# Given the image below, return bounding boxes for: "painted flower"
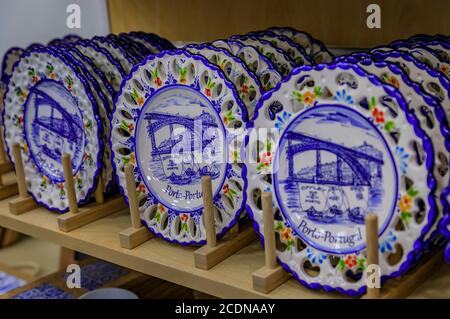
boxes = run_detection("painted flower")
[222,110,235,125]
[57,183,66,197]
[440,63,449,75]
[380,231,397,253]
[138,183,146,193]
[130,88,144,106]
[260,151,272,166]
[257,140,273,172]
[180,213,189,222]
[333,89,354,104]
[275,111,292,131]
[306,248,327,265]
[281,227,292,241]
[241,84,249,95]
[15,87,28,101]
[65,75,74,92]
[40,175,48,189]
[395,146,410,175]
[83,152,93,166]
[302,91,316,105]
[344,254,358,269]
[122,153,136,165]
[205,77,216,97]
[120,120,134,134]
[222,183,237,201]
[179,66,187,84]
[372,108,385,123]
[28,67,40,84]
[398,194,413,212]
[46,63,56,79]
[387,76,400,88]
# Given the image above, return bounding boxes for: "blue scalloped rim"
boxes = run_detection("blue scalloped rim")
[246,30,314,65]
[91,36,136,67]
[244,61,437,296]
[183,42,264,98]
[51,43,116,195]
[229,34,297,70]
[1,47,25,84]
[110,49,249,246]
[1,45,104,213]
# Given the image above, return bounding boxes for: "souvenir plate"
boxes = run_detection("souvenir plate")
[92,36,134,74]
[2,47,102,212]
[267,27,314,56]
[346,50,450,221]
[247,30,313,66]
[184,43,263,119]
[338,54,450,244]
[229,35,296,77]
[1,47,24,83]
[211,40,281,91]
[53,45,115,194]
[107,34,148,62]
[129,31,175,51]
[111,50,248,245]
[311,39,335,64]
[246,62,436,295]
[415,40,450,63]
[73,40,126,94]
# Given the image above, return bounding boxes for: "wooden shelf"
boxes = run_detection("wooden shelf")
[0,177,446,298]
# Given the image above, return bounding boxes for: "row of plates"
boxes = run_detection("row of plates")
[1,28,449,295]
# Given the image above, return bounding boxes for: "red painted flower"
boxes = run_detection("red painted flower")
[17,116,23,124]
[138,184,146,193]
[155,77,162,86]
[127,123,134,132]
[344,255,358,269]
[261,151,272,165]
[32,76,39,84]
[241,84,249,95]
[372,108,385,123]
[180,214,189,222]
[222,184,230,194]
[205,88,211,97]
[57,183,65,190]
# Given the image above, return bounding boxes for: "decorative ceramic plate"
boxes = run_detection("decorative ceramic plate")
[107,34,148,63]
[184,43,263,119]
[245,62,437,295]
[111,50,248,245]
[247,30,313,66]
[351,50,450,217]
[211,40,281,91]
[337,54,450,245]
[52,45,115,194]
[91,36,134,74]
[1,47,25,83]
[73,39,126,94]
[229,35,296,77]
[267,27,314,56]
[128,31,175,51]
[2,47,103,212]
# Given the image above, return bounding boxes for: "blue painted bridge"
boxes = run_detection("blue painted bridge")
[285,132,384,187]
[144,111,219,156]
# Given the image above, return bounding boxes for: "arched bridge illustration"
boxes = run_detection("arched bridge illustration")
[31,87,84,162]
[144,111,219,156]
[285,132,384,187]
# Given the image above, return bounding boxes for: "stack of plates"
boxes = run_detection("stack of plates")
[0,32,174,212]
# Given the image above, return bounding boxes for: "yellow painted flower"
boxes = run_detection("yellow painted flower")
[302,91,315,105]
[398,195,412,212]
[440,63,449,75]
[281,227,292,241]
[388,76,400,88]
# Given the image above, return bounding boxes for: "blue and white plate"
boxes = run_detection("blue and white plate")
[91,36,134,74]
[184,43,263,119]
[2,47,103,212]
[111,50,248,245]
[211,39,281,91]
[339,50,450,241]
[337,53,450,246]
[245,62,436,295]
[1,47,25,84]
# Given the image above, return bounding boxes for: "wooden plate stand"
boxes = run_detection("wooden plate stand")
[7,148,127,231]
[251,191,444,298]
[119,164,153,249]
[0,131,18,200]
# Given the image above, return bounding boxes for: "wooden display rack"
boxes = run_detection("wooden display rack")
[7,147,127,232]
